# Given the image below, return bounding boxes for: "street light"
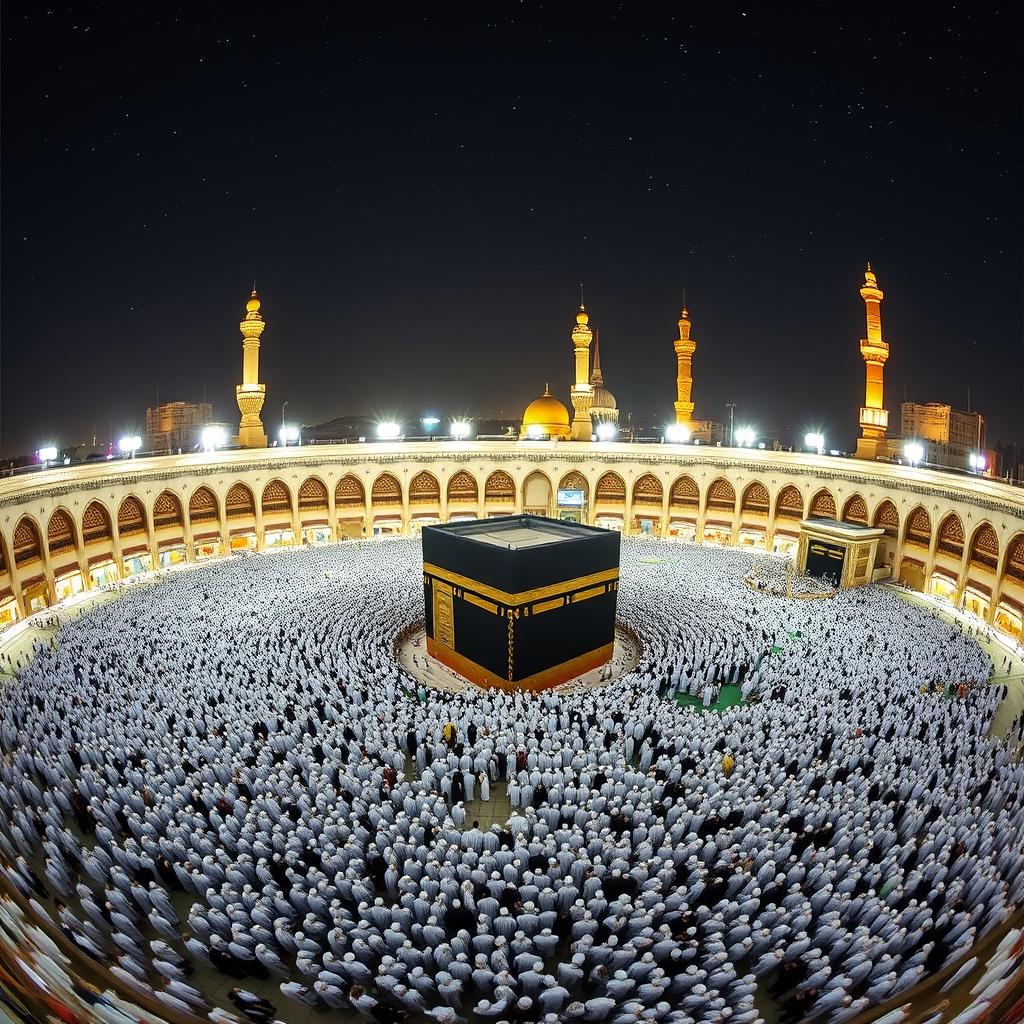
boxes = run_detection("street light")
[450,420,471,440]
[804,432,825,455]
[117,437,141,458]
[37,446,59,465]
[969,452,986,474]
[376,421,401,440]
[200,426,226,452]
[279,425,300,446]
[735,426,756,447]
[526,425,544,439]
[664,424,690,444]
[904,441,924,467]
[596,422,618,441]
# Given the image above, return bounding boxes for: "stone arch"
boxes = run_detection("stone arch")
[873,499,899,537]
[841,494,868,525]
[968,522,999,573]
[298,476,329,511]
[596,472,627,503]
[225,483,256,519]
[484,470,516,503]
[936,512,965,560]
[522,471,552,511]
[904,506,931,548]
[775,484,804,521]
[669,474,699,509]
[261,480,292,516]
[12,516,43,566]
[446,470,478,503]
[1005,533,1024,586]
[706,478,736,513]
[335,475,365,509]
[117,496,147,537]
[632,474,663,507]
[153,490,184,530]
[558,471,588,500]
[47,508,77,557]
[409,471,441,505]
[808,488,836,519]
[371,472,403,506]
[740,481,770,515]
[82,500,113,545]
[188,486,219,526]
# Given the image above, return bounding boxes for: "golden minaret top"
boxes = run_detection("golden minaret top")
[569,295,594,440]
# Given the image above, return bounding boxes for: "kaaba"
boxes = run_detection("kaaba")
[422,515,620,691]
[797,518,884,589]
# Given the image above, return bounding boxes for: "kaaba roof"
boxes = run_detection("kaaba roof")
[437,515,605,550]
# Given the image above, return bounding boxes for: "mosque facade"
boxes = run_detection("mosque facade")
[0,442,1021,642]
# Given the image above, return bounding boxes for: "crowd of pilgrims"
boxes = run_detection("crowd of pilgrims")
[1,537,1022,1024]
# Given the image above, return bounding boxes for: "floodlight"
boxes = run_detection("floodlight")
[596,422,618,441]
[664,424,690,444]
[904,441,924,467]
[201,426,227,452]
[450,420,471,440]
[376,422,401,440]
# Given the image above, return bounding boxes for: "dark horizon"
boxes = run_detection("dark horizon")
[2,6,1020,458]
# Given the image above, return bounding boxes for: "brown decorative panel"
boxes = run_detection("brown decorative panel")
[261,480,291,515]
[13,518,42,565]
[298,477,329,511]
[189,487,218,525]
[47,510,76,555]
[632,473,662,507]
[970,524,999,572]
[596,472,627,502]
[741,482,770,514]
[225,483,255,519]
[874,500,899,535]
[559,471,588,495]
[809,489,836,518]
[905,507,931,547]
[372,473,403,505]
[776,485,803,520]
[1005,534,1024,584]
[842,495,868,524]
[447,470,477,502]
[118,497,146,536]
[936,514,965,559]
[154,491,184,529]
[484,471,516,501]
[409,472,441,504]
[707,478,736,512]
[82,501,112,544]
[670,475,699,508]
[335,476,365,508]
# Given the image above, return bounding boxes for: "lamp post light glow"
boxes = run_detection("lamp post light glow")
[664,424,690,444]
[969,452,986,474]
[904,441,924,467]
[37,446,59,464]
[735,426,756,447]
[200,426,227,452]
[420,416,441,433]
[278,425,300,446]
[376,421,401,441]
[804,432,825,455]
[449,420,471,440]
[526,424,544,440]
[595,422,618,441]
[117,437,141,458]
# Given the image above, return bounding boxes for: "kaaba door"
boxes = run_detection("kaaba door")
[432,580,455,649]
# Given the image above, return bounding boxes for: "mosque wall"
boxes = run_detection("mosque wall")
[0,441,1021,639]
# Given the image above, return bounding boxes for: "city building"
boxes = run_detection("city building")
[690,419,725,445]
[901,401,987,472]
[145,400,213,452]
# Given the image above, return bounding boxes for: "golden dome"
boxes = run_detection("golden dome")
[521,384,571,439]
[246,289,261,314]
[576,305,589,326]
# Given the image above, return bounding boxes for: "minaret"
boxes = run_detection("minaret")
[673,301,696,425]
[590,328,604,387]
[569,299,594,440]
[854,263,890,460]
[235,288,268,448]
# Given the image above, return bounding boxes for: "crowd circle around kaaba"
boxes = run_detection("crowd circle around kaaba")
[1,537,1023,1024]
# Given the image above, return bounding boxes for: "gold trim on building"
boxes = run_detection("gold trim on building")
[462,592,499,614]
[571,584,607,603]
[532,596,565,615]
[422,562,619,606]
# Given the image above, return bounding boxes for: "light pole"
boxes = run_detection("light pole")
[725,403,736,447]
[281,401,289,437]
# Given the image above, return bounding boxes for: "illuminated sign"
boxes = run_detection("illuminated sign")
[557,488,585,508]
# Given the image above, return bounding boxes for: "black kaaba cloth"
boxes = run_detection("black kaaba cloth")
[422,515,620,690]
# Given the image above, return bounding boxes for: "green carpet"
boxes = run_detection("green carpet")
[673,683,745,713]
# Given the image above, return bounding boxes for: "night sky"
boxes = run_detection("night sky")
[2,4,1020,458]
